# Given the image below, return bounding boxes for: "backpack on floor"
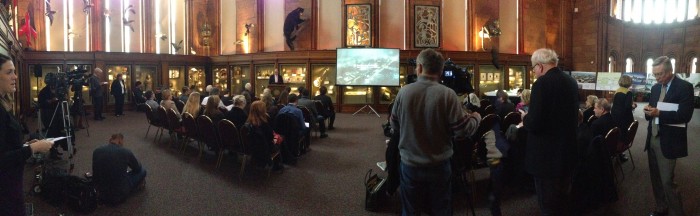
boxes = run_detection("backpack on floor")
[64,175,98,213]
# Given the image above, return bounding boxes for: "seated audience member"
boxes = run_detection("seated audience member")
[225,95,248,129]
[92,133,147,204]
[483,121,510,216]
[463,88,481,113]
[132,81,146,104]
[204,95,226,126]
[201,87,226,109]
[298,89,327,138]
[183,92,203,118]
[495,90,515,118]
[203,85,213,97]
[244,101,283,170]
[277,94,308,136]
[590,98,616,141]
[144,90,159,110]
[313,86,335,130]
[261,91,277,116]
[277,86,291,105]
[582,95,598,122]
[241,83,255,112]
[160,89,179,116]
[516,89,531,112]
[178,86,191,103]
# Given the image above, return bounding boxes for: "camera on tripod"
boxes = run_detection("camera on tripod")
[44,65,89,101]
[407,58,474,95]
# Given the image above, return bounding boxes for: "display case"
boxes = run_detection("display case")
[29,64,62,104]
[213,66,229,95]
[255,64,275,96]
[529,68,537,89]
[188,66,206,95]
[508,66,526,91]
[132,65,157,92]
[311,64,337,103]
[379,65,408,104]
[106,65,131,104]
[168,66,185,95]
[230,65,250,95]
[280,64,308,85]
[478,65,503,95]
[343,86,373,104]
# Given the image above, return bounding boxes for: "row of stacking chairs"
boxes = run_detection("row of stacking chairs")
[141,104,279,180]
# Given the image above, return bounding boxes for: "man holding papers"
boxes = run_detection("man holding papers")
[643,56,694,216]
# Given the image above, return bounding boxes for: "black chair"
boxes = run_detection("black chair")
[483,105,496,115]
[196,115,220,160]
[299,106,318,138]
[181,113,203,155]
[218,120,245,173]
[274,113,306,160]
[603,127,622,181]
[165,108,185,149]
[155,106,168,144]
[175,100,185,114]
[142,104,159,139]
[501,112,521,133]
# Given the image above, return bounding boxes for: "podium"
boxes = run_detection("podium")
[268,84,287,98]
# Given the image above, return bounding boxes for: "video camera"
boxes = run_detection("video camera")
[407,58,474,95]
[44,66,89,101]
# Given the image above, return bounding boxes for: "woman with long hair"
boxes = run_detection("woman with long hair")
[245,101,281,170]
[516,89,531,112]
[160,89,179,116]
[0,54,53,214]
[204,95,225,125]
[183,92,202,118]
[582,95,598,122]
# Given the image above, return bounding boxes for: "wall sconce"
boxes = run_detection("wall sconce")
[200,22,212,47]
[244,23,254,36]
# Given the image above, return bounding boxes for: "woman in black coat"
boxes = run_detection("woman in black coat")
[611,75,637,137]
[0,54,53,215]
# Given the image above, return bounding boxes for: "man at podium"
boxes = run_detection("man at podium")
[269,68,284,84]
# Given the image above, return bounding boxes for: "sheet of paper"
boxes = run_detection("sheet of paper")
[45,137,67,143]
[225,104,233,111]
[654,102,685,127]
[305,122,310,128]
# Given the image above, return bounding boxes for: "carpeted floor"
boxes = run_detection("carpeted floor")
[22,104,700,215]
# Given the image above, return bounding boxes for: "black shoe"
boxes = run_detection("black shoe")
[649,211,668,216]
[620,153,629,163]
[320,133,328,138]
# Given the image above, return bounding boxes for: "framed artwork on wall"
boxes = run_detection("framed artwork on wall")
[414,5,440,48]
[345,4,372,47]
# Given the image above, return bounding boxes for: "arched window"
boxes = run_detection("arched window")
[608,56,616,72]
[612,0,700,23]
[646,58,654,78]
[626,57,634,72]
[670,58,676,73]
[692,57,698,73]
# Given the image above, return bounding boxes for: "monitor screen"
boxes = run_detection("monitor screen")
[336,48,400,86]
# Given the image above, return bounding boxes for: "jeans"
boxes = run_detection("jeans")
[400,161,452,216]
[489,164,505,216]
[127,168,147,193]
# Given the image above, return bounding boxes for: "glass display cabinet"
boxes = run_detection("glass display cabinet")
[106,65,131,104]
[343,86,373,104]
[255,64,275,96]
[529,68,537,89]
[311,64,337,103]
[29,65,62,104]
[508,66,526,91]
[168,66,185,95]
[379,65,408,104]
[478,65,504,96]
[230,65,250,95]
[281,64,308,85]
[213,66,229,95]
[188,66,206,95]
[133,65,157,92]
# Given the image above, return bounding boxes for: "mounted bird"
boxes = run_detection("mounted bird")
[83,0,93,14]
[123,4,136,32]
[45,0,56,25]
[171,40,183,53]
[18,11,38,47]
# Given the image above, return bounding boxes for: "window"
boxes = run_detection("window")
[609,56,616,72]
[626,57,634,72]
[613,0,699,23]
[691,57,698,73]
[670,58,676,73]
[646,58,654,77]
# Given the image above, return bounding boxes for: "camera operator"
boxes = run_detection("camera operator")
[38,75,67,159]
[89,68,107,121]
[70,77,87,130]
[0,53,53,215]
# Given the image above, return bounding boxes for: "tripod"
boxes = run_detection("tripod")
[70,91,90,137]
[351,87,380,117]
[43,100,76,172]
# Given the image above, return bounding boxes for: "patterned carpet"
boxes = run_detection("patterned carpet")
[21,105,700,215]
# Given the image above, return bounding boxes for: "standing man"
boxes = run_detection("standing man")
[522,48,579,215]
[89,68,107,121]
[391,48,480,215]
[111,73,126,117]
[269,68,284,84]
[643,56,694,216]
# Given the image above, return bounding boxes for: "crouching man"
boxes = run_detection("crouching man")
[92,133,146,204]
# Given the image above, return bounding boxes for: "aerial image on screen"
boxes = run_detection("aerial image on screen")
[336,48,400,86]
